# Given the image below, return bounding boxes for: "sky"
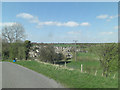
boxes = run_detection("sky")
[2,2,118,43]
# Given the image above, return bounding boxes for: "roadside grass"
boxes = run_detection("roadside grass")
[13,60,118,88]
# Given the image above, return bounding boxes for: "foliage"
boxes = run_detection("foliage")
[39,45,57,63]
[2,23,26,60]
[24,40,31,60]
[94,43,118,77]
[2,42,10,60]
[56,53,64,61]
[39,45,64,63]
[8,42,25,60]
[18,44,26,60]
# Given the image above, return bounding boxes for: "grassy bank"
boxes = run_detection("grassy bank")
[12,60,118,88]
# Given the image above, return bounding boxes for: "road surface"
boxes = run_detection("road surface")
[2,62,63,88]
[0,62,2,89]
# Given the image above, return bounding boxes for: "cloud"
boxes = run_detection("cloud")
[100,32,114,35]
[16,13,34,19]
[96,14,117,21]
[80,22,90,26]
[63,21,79,27]
[17,13,90,27]
[0,22,16,27]
[16,13,39,23]
[38,21,90,27]
[96,15,108,19]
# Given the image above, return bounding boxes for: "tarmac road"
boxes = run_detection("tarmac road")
[0,62,2,89]
[2,62,63,88]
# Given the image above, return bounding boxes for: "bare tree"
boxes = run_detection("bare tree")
[2,23,25,43]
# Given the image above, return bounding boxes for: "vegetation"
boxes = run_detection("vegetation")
[93,43,118,77]
[9,42,25,60]
[14,60,118,88]
[2,23,30,60]
[24,40,31,60]
[2,24,118,88]
[2,23,25,43]
[76,52,98,61]
[39,45,64,63]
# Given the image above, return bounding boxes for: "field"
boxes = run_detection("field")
[11,60,118,88]
[67,52,118,78]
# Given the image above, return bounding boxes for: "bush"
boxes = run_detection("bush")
[39,45,64,63]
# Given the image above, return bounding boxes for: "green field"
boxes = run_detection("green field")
[11,60,118,88]
[76,52,99,61]
[68,52,118,77]
[69,52,100,70]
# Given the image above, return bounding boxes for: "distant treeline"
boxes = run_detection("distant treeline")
[31,42,116,46]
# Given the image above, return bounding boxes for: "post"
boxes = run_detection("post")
[73,40,78,61]
[95,70,97,76]
[102,73,103,76]
[81,64,83,73]
[65,61,66,67]
[113,74,116,79]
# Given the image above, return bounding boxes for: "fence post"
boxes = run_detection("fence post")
[81,64,83,73]
[102,73,103,76]
[95,70,97,76]
[113,74,116,79]
[65,61,66,67]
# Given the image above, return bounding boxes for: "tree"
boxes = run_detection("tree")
[2,42,10,60]
[24,40,31,60]
[2,23,25,43]
[94,43,118,77]
[39,45,57,63]
[56,53,64,61]
[9,43,19,59]
[2,23,26,60]
[18,44,26,60]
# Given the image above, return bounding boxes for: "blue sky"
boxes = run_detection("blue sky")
[2,2,118,43]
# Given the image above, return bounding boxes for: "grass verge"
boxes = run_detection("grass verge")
[10,60,118,88]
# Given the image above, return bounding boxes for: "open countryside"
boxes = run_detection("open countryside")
[1,2,118,88]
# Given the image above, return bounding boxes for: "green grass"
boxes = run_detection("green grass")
[10,60,118,88]
[67,60,100,69]
[76,52,99,61]
[68,52,118,78]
